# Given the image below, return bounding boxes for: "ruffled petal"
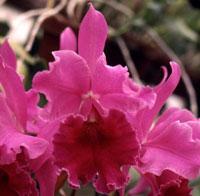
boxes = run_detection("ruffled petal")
[92,55,144,114]
[33,50,90,119]
[0,129,48,164]
[150,108,194,138]
[141,118,200,179]
[54,109,139,193]
[93,110,139,193]
[53,115,96,188]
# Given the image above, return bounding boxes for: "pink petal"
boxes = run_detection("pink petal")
[123,77,140,93]
[138,61,181,134]
[0,95,16,128]
[0,129,48,164]
[187,121,200,140]
[25,89,52,138]
[26,90,39,118]
[99,93,141,113]
[92,55,143,113]
[0,58,27,129]
[150,61,181,121]
[0,40,16,69]
[141,120,200,179]
[92,55,128,94]
[36,119,61,156]
[60,27,77,51]
[151,108,195,138]
[78,4,108,71]
[133,88,157,139]
[26,90,43,134]
[33,50,90,119]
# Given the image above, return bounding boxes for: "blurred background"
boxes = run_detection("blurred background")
[1,0,200,195]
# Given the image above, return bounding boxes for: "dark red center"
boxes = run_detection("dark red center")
[77,121,110,148]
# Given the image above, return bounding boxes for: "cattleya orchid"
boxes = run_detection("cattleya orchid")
[126,65,200,195]
[0,41,56,196]
[126,107,200,195]
[32,3,152,194]
[0,2,200,196]
[32,3,200,195]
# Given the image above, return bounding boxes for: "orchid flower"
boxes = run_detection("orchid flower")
[31,3,200,196]
[0,41,56,196]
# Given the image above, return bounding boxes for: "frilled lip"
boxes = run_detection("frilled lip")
[53,108,140,193]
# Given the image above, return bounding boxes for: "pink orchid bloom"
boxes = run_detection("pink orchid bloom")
[128,170,192,196]
[32,5,153,194]
[0,54,46,164]
[33,4,153,120]
[119,62,200,196]
[53,108,139,194]
[0,41,56,196]
[31,2,200,195]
